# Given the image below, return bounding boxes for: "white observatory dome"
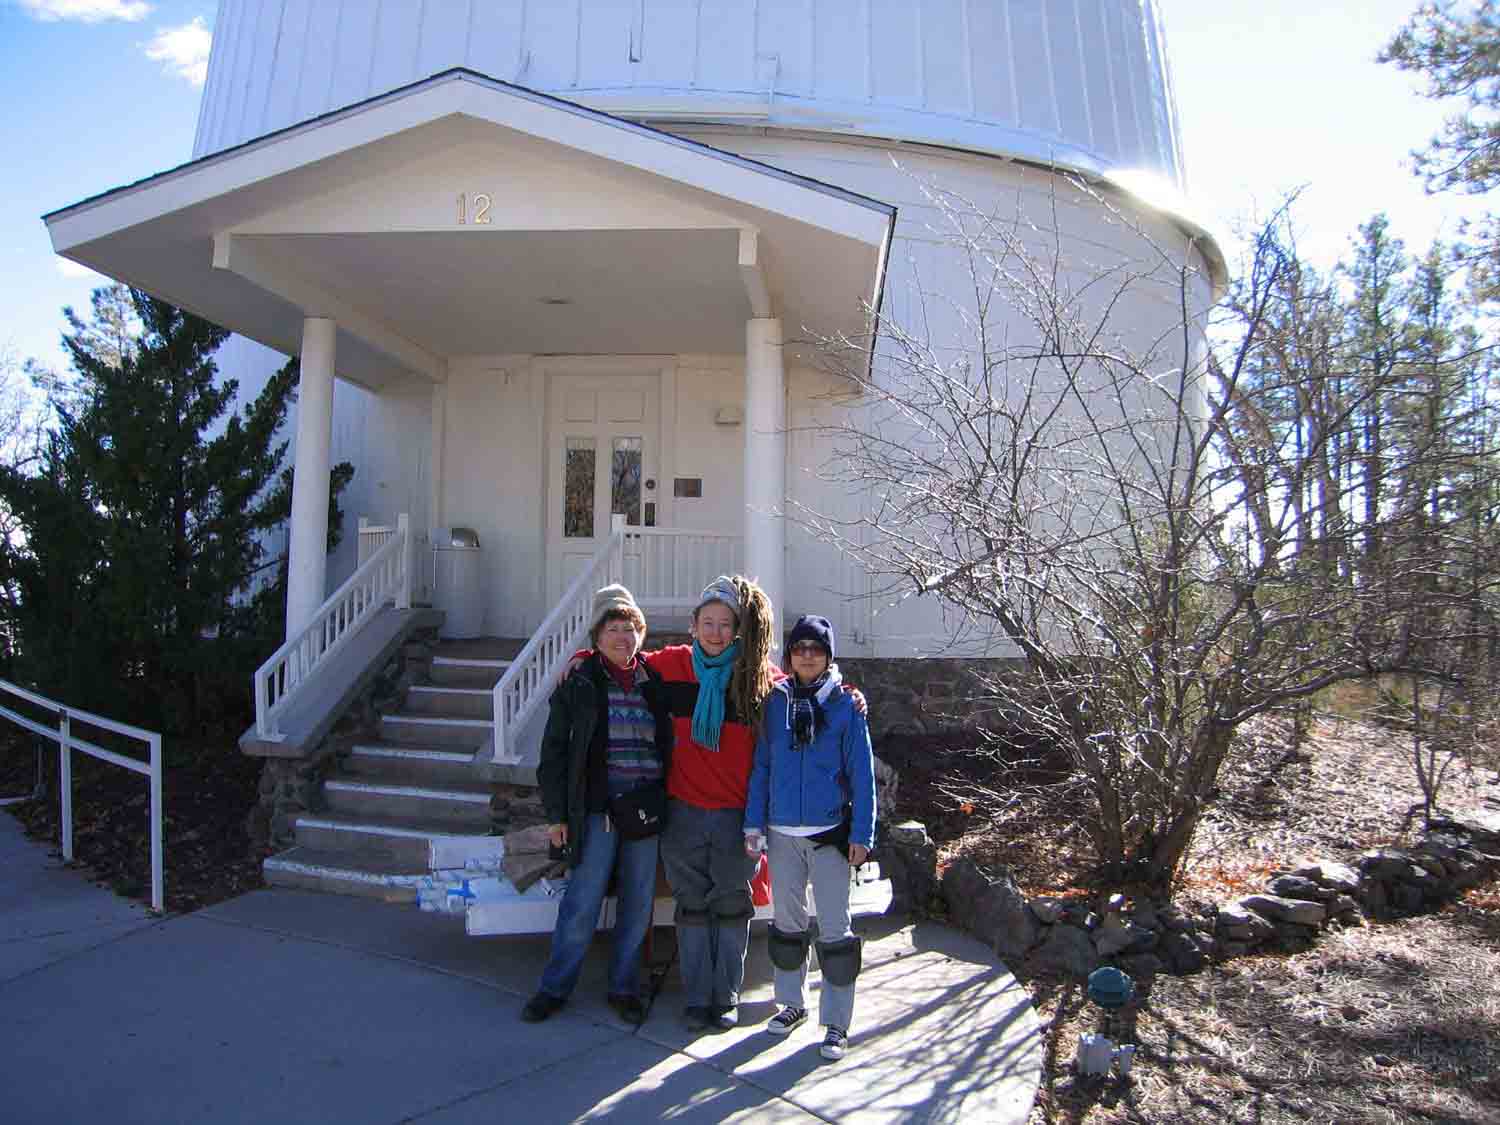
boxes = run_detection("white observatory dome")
[195,0,1185,189]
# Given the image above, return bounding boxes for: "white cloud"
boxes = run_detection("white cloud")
[19,0,152,22]
[55,259,103,281]
[143,16,211,87]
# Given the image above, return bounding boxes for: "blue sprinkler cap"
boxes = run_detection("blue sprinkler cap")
[1087,966,1135,1010]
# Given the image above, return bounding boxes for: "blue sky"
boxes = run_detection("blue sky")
[0,0,1487,379]
[1162,0,1488,269]
[2,0,211,376]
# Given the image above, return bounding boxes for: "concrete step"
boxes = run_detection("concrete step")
[403,684,493,719]
[322,777,491,828]
[262,846,433,904]
[379,713,491,748]
[428,655,509,690]
[292,810,501,868]
[345,742,481,786]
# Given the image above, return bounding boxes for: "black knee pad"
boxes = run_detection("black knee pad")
[768,926,811,972]
[710,892,754,922]
[675,904,710,927]
[817,936,863,987]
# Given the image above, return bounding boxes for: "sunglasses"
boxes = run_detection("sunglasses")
[789,642,827,656]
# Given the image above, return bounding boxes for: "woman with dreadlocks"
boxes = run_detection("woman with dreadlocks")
[645,575,779,1031]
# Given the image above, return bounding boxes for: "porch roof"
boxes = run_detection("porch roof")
[44,69,895,391]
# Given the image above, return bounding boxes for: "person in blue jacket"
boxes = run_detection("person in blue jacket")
[743,614,876,1061]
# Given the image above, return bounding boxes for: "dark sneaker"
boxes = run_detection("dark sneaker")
[682,1005,714,1029]
[766,1006,807,1036]
[521,992,565,1023]
[820,1025,848,1060]
[608,993,646,1026]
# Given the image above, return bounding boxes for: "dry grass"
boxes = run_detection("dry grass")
[1189,712,1493,885]
[895,712,1500,1123]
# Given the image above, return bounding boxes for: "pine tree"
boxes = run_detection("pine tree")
[1341,215,1415,578]
[1382,1,1500,295]
[0,286,349,737]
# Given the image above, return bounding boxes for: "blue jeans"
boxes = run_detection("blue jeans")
[538,813,659,1000]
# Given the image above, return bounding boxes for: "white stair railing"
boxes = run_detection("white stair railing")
[253,513,412,741]
[492,515,625,764]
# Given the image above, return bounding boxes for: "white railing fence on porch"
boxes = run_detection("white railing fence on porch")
[253,513,412,741]
[491,518,744,764]
[0,681,163,913]
[356,517,398,565]
[627,526,743,613]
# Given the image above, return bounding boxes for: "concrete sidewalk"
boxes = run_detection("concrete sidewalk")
[0,815,1041,1123]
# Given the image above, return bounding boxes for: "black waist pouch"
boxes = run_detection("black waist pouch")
[609,781,668,840]
[808,803,853,857]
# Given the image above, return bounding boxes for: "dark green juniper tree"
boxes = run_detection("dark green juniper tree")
[0,285,348,738]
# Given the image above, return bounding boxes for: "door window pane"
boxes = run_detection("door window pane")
[612,437,643,526]
[564,437,596,538]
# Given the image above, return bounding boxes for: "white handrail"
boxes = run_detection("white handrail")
[253,513,412,741]
[492,514,626,764]
[0,680,163,913]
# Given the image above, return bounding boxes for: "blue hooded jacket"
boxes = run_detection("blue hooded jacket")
[744,675,877,850]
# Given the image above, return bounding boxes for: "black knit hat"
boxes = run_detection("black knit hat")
[787,614,836,661]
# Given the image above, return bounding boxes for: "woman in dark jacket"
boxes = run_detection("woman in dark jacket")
[521,584,672,1026]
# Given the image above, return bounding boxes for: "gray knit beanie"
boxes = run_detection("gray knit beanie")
[590,583,641,636]
[694,575,741,622]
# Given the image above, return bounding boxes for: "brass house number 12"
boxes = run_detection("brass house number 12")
[456,192,492,225]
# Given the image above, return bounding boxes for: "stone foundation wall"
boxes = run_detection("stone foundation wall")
[244,627,438,850]
[840,656,1024,740]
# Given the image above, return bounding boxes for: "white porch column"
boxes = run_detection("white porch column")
[285,317,337,637]
[744,317,786,648]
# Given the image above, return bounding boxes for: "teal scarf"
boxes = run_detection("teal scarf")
[690,639,740,751]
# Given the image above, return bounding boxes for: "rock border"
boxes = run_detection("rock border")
[921,809,1500,982]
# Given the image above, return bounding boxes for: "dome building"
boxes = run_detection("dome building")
[46,0,1221,768]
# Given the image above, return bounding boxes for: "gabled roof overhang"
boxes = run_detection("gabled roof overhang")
[45,69,895,390]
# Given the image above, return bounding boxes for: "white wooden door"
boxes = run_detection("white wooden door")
[545,373,659,605]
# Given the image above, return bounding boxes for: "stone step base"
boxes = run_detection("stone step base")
[262,847,433,904]
[427,655,510,690]
[293,810,502,868]
[379,713,492,748]
[322,777,491,828]
[346,742,483,787]
[403,685,494,718]
[463,875,895,935]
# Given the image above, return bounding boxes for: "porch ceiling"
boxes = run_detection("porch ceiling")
[258,228,750,356]
[45,69,894,392]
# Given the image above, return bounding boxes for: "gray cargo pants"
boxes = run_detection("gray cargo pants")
[660,798,759,1009]
[768,829,856,1031]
